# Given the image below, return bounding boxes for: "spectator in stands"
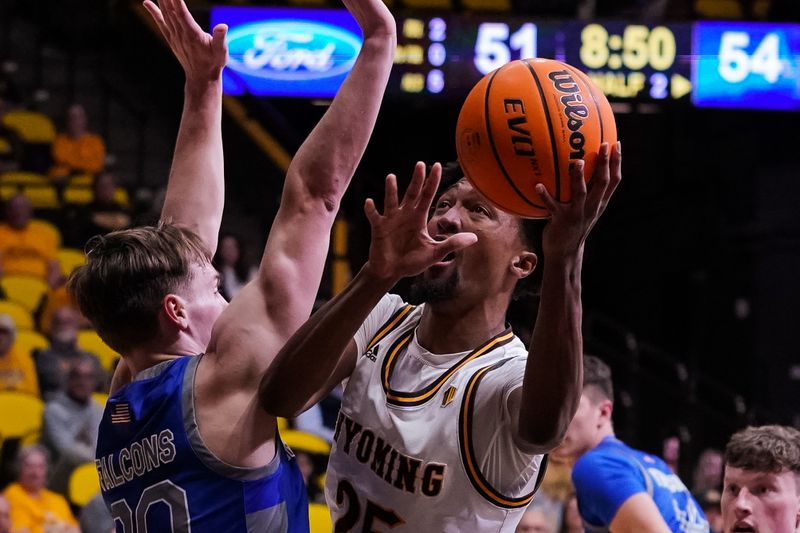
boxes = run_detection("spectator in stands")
[516,506,557,533]
[35,306,104,401]
[557,355,709,531]
[49,104,105,181]
[693,447,724,493]
[0,494,10,533]
[721,425,800,533]
[40,354,103,494]
[212,233,256,301]
[0,193,61,286]
[78,493,114,533]
[560,494,583,533]
[696,489,723,533]
[0,314,39,396]
[2,445,79,533]
[65,170,131,248]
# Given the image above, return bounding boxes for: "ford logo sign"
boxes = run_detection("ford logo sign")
[226,20,362,81]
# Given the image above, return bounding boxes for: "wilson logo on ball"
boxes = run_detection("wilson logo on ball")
[548,69,589,161]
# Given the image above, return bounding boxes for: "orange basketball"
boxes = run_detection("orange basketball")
[456,58,617,219]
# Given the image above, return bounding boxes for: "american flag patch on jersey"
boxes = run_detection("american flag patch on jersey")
[110,402,132,424]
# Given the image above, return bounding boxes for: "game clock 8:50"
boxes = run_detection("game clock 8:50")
[580,23,677,71]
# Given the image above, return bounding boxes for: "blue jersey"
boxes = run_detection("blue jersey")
[95,355,308,533]
[572,437,708,533]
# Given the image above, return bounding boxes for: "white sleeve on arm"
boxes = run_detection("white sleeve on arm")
[353,293,406,356]
[472,357,543,496]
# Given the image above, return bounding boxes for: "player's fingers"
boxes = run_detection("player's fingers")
[143,1,169,37]
[417,162,441,212]
[586,144,610,208]
[384,174,398,212]
[402,162,425,207]
[435,232,478,258]
[364,198,380,224]
[570,157,588,203]
[175,0,204,35]
[602,141,621,204]
[535,183,558,215]
[211,24,228,56]
[159,0,179,38]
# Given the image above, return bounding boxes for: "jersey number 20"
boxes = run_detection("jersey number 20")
[110,480,191,532]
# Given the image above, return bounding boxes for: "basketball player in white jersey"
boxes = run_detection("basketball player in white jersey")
[260,143,622,531]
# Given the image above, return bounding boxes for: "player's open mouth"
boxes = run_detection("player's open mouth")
[732,522,756,532]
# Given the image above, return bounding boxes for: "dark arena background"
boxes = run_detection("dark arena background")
[0,0,798,531]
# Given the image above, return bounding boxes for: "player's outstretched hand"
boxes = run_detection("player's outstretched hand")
[342,0,396,40]
[535,141,621,257]
[143,0,228,83]
[364,162,477,282]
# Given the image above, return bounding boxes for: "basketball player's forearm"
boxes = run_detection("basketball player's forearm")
[260,267,394,416]
[283,32,395,204]
[161,80,224,255]
[518,252,584,450]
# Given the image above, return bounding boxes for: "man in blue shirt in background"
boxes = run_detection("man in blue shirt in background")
[558,355,709,533]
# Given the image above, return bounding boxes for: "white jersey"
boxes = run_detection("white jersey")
[326,294,547,532]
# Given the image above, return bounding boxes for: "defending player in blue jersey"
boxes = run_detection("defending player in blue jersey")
[68,0,397,530]
[558,356,709,533]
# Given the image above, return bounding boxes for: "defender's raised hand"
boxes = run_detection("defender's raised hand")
[143,0,228,83]
[536,141,622,257]
[364,162,478,282]
[343,0,396,39]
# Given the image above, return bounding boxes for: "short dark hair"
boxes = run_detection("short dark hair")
[439,161,546,296]
[68,223,209,353]
[725,425,800,476]
[583,354,614,402]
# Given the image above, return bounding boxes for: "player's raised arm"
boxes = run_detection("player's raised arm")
[259,163,477,416]
[510,142,622,454]
[144,0,227,255]
[209,0,398,385]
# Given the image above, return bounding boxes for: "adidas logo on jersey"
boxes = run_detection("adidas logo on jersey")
[363,345,379,362]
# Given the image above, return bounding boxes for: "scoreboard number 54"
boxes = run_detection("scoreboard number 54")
[718,31,783,84]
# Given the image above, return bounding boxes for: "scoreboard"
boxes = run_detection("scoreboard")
[210,6,800,110]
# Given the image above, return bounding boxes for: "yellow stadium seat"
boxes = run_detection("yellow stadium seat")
[0,300,34,330]
[309,503,332,533]
[69,174,94,186]
[63,186,130,207]
[13,329,49,357]
[77,330,120,371]
[0,392,44,440]
[694,0,743,18]
[68,463,101,507]
[22,185,59,209]
[63,186,92,205]
[0,172,49,186]
[0,184,16,200]
[29,219,62,249]
[92,392,108,407]
[1,111,56,144]
[0,138,10,155]
[281,430,331,455]
[461,0,510,10]
[400,0,451,8]
[0,276,49,312]
[56,248,86,278]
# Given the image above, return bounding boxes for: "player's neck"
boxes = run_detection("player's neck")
[416,301,508,354]
[593,425,616,449]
